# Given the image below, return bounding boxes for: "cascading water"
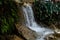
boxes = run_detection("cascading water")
[22,3,54,40]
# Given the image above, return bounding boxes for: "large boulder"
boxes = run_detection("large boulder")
[15,23,37,40]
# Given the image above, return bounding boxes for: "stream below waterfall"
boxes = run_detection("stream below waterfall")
[22,3,54,40]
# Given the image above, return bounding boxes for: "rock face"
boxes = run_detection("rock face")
[15,3,37,40]
[15,0,34,3]
[17,5,25,25]
[15,23,37,40]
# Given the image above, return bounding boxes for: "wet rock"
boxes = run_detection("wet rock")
[15,23,37,40]
[44,34,57,40]
[44,33,60,40]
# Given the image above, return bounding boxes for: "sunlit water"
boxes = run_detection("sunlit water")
[22,3,54,40]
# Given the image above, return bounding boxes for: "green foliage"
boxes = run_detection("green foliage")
[0,0,19,34]
[34,1,60,25]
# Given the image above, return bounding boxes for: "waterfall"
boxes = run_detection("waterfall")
[22,3,54,40]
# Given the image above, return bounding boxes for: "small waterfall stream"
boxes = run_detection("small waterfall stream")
[22,3,54,40]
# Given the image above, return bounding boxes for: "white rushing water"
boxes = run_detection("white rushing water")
[22,3,54,40]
